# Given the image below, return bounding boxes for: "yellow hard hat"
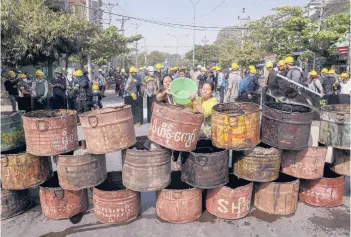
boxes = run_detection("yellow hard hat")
[321,68,328,73]
[340,72,349,79]
[121,68,126,73]
[129,66,137,73]
[328,69,335,74]
[250,68,257,74]
[277,60,285,67]
[19,73,26,79]
[116,67,120,70]
[285,56,294,64]
[265,61,273,68]
[92,83,99,91]
[215,66,221,71]
[155,63,162,69]
[211,66,216,70]
[98,68,103,72]
[8,71,16,78]
[310,70,317,76]
[231,63,239,70]
[36,70,44,76]
[74,69,83,77]
[200,67,207,72]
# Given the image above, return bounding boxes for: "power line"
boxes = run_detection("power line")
[199,0,226,18]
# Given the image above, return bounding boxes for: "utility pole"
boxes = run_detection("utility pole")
[166,34,189,56]
[238,8,250,49]
[86,0,92,76]
[190,0,201,68]
[312,0,325,69]
[116,16,128,68]
[143,38,147,66]
[132,22,141,68]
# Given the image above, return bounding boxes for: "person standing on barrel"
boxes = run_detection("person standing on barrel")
[142,66,160,123]
[31,70,48,111]
[74,69,92,113]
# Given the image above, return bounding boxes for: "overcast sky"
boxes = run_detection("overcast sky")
[104,0,310,55]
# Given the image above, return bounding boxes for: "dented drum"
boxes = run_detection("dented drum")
[39,173,88,219]
[148,102,204,151]
[319,104,350,149]
[233,146,281,182]
[331,148,350,176]
[57,146,107,190]
[281,146,327,179]
[1,187,31,220]
[1,111,25,152]
[79,106,136,154]
[299,166,345,207]
[122,136,171,192]
[254,173,299,215]
[261,102,314,150]
[1,149,53,190]
[181,140,229,189]
[22,110,78,156]
[156,172,202,223]
[206,173,252,219]
[93,172,140,224]
[212,102,260,150]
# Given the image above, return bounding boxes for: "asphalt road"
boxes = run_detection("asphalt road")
[1,90,350,237]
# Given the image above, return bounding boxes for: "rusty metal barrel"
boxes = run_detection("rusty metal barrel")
[122,136,171,191]
[22,110,78,156]
[39,172,88,219]
[331,148,350,176]
[206,173,253,219]
[1,187,31,220]
[148,102,204,151]
[79,106,136,154]
[319,104,350,149]
[211,102,260,150]
[181,140,229,189]
[261,102,314,150]
[1,148,53,190]
[299,166,345,207]
[93,171,141,224]
[57,145,107,190]
[1,111,25,152]
[233,145,281,182]
[281,146,327,179]
[254,173,299,215]
[156,172,202,223]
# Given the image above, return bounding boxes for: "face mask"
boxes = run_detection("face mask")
[149,72,154,76]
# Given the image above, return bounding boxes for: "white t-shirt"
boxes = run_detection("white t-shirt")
[340,80,351,95]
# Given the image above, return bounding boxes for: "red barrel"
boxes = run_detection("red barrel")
[299,166,345,207]
[206,173,252,219]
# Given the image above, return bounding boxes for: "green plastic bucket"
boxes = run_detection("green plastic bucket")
[170,78,198,105]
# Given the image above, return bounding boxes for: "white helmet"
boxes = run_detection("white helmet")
[197,65,202,69]
[147,66,155,72]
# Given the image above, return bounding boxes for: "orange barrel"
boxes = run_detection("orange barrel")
[299,166,345,207]
[206,173,253,219]
[22,110,78,156]
[211,102,260,150]
[254,173,299,215]
[331,148,350,176]
[281,146,327,179]
[156,172,202,223]
[93,172,141,224]
[79,106,136,154]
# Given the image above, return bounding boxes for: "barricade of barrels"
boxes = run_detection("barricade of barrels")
[0,101,349,224]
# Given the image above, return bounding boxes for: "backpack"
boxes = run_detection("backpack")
[239,77,248,94]
[292,68,305,85]
[35,80,46,98]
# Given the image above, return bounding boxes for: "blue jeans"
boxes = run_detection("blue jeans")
[219,86,225,103]
[9,95,17,111]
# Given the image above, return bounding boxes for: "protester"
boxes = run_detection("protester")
[179,69,186,78]
[242,66,259,100]
[31,70,48,111]
[264,61,275,87]
[142,66,160,123]
[156,75,174,104]
[190,82,217,139]
[192,65,202,83]
[226,63,241,102]
[114,67,124,97]
[97,68,106,97]
[50,71,67,109]
[75,69,91,113]
[322,69,340,95]
[277,60,287,76]
[172,67,179,80]
[305,70,324,95]
[4,71,19,112]
[320,68,329,83]
[206,70,215,84]
[197,67,207,95]
[216,66,226,103]
[339,73,351,95]
[17,73,32,112]
[67,72,78,110]
[92,82,103,110]
[285,56,303,84]
[124,66,138,100]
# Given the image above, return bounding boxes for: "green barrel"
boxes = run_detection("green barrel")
[170,78,198,105]
[1,112,25,152]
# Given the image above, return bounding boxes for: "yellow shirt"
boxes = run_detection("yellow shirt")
[193,97,217,117]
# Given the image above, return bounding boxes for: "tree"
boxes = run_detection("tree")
[185,45,218,67]
[147,51,166,66]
